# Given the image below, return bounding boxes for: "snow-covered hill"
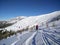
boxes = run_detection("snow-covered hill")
[7,16,27,23]
[5,11,60,31]
[0,11,60,45]
[0,16,27,29]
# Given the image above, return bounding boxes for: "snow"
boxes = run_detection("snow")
[15,31,35,45]
[5,11,60,31]
[0,31,29,45]
[11,31,29,45]
[0,35,17,45]
[0,11,60,45]
[11,40,18,45]
[8,16,27,23]
[0,20,60,45]
[25,31,37,45]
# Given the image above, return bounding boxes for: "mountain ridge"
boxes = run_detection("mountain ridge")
[5,11,60,31]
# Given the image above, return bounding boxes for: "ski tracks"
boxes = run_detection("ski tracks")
[25,31,37,45]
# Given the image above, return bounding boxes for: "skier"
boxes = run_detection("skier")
[36,25,38,30]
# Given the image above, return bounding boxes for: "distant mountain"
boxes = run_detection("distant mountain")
[0,16,27,28]
[7,16,27,23]
[48,14,60,23]
[5,11,60,31]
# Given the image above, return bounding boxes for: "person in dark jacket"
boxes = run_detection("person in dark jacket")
[36,25,38,30]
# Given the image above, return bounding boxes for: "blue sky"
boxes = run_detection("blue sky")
[0,0,60,20]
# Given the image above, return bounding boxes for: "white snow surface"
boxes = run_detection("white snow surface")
[5,11,60,31]
[0,20,60,45]
[25,31,37,45]
[8,16,27,23]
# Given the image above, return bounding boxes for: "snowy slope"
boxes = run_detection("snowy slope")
[7,16,27,23]
[0,18,60,45]
[5,11,60,31]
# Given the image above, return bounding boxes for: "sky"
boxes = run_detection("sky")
[0,0,60,20]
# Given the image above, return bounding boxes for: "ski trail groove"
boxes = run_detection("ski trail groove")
[44,33,60,45]
[32,32,37,45]
[11,31,29,45]
[25,31,37,45]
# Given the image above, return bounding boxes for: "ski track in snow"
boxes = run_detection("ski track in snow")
[32,32,37,45]
[11,31,30,45]
[43,33,60,45]
[15,31,35,45]
[41,28,60,45]
[0,28,60,45]
[25,31,37,45]
[11,40,19,45]
[28,28,60,45]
